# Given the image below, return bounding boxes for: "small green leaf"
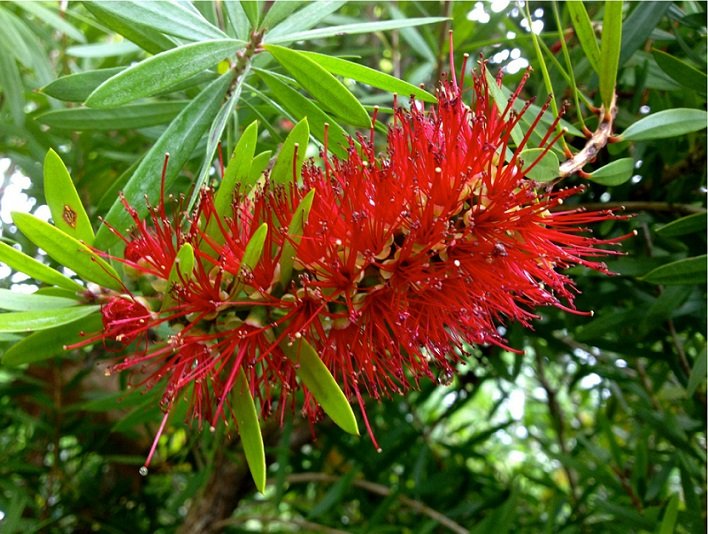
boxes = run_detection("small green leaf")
[520,148,560,182]
[264,0,347,42]
[652,49,707,93]
[640,255,706,285]
[658,494,679,534]
[0,289,79,312]
[567,1,601,75]
[14,1,86,43]
[40,68,124,102]
[223,1,250,40]
[249,151,272,184]
[257,69,349,159]
[265,45,370,127]
[12,212,122,290]
[265,17,449,45]
[2,313,103,366]
[89,1,229,42]
[95,72,234,249]
[599,0,623,109]
[233,369,266,493]
[86,40,242,108]
[270,117,309,185]
[0,241,83,291]
[619,2,670,66]
[261,0,306,30]
[656,212,707,237]
[37,102,186,130]
[686,346,706,397]
[43,149,95,244]
[241,223,269,273]
[279,190,315,288]
[281,337,359,436]
[240,0,261,29]
[299,51,436,103]
[620,108,708,141]
[588,157,635,186]
[0,306,100,333]
[161,243,195,311]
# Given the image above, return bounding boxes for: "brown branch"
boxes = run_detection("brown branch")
[285,472,470,534]
[559,94,617,179]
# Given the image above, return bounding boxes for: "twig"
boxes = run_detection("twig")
[285,472,470,534]
[559,93,617,179]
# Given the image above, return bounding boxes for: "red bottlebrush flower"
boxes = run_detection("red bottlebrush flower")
[101,295,152,345]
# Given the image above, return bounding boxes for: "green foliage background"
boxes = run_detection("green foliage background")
[0,1,705,532]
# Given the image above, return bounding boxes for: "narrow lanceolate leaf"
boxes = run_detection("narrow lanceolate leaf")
[265,17,449,45]
[520,148,560,183]
[40,68,124,102]
[0,9,33,66]
[2,313,103,367]
[599,0,623,109]
[37,102,186,130]
[0,306,100,333]
[566,1,601,75]
[0,43,24,126]
[620,108,708,142]
[270,117,309,185]
[241,224,268,274]
[257,70,349,159]
[89,1,229,42]
[12,212,122,291]
[619,2,670,66]
[588,158,635,186]
[233,369,266,493]
[261,0,306,30]
[281,338,359,436]
[265,45,370,128]
[652,49,708,93]
[86,40,242,108]
[0,288,80,312]
[264,0,346,42]
[161,243,195,311]
[686,346,707,397]
[249,151,272,184]
[640,255,707,286]
[0,241,83,291]
[656,213,706,238]
[95,72,234,249]
[299,51,436,103]
[43,149,95,244]
[279,189,315,288]
[14,1,86,43]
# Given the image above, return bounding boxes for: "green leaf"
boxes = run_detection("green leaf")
[0,289,79,312]
[619,2,670,66]
[12,212,122,291]
[37,102,187,130]
[83,2,175,55]
[620,108,708,141]
[270,117,309,185]
[0,306,100,334]
[0,42,24,126]
[265,17,449,45]
[387,4,436,63]
[281,338,359,436]
[66,41,140,59]
[567,1,601,75]
[86,40,242,108]
[240,0,261,29]
[257,70,349,159]
[249,151,272,184]
[161,243,195,311]
[40,68,124,102]
[655,212,707,237]
[265,45,370,127]
[264,0,346,43]
[599,0,623,109]
[1,313,103,366]
[43,149,95,244]
[261,1,306,30]
[241,223,269,274]
[658,494,679,534]
[299,51,436,103]
[233,369,266,493]
[686,346,706,397]
[211,120,259,232]
[652,49,708,93]
[0,241,83,291]
[223,1,250,40]
[279,189,315,288]
[640,255,706,285]
[588,157,635,186]
[95,72,234,249]
[520,148,560,182]
[14,1,85,43]
[0,8,33,66]
[89,1,229,41]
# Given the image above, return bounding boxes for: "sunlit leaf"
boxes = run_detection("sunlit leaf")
[264,0,346,43]
[270,117,309,185]
[0,289,80,312]
[0,306,100,333]
[37,102,186,130]
[279,189,315,288]
[0,241,83,291]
